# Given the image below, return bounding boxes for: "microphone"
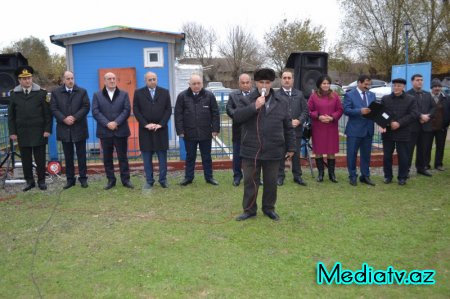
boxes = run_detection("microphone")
[261,88,266,97]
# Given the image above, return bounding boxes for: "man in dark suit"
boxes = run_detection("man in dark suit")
[133,72,171,189]
[92,72,133,190]
[380,78,418,186]
[226,73,253,186]
[276,70,308,186]
[50,71,90,189]
[233,68,295,221]
[175,74,220,186]
[8,66,52,191]
[406,74,435,177]
[343,74,376,186]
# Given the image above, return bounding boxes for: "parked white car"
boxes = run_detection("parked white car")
[370,85,392,100]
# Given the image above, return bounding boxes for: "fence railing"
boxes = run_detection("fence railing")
[0,93,384,162]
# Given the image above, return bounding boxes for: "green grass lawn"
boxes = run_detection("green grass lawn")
[1,153,449,298]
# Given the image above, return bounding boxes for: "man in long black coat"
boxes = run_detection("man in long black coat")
[133,72,171,189]
[8,66,52,191]
[50,71,90,189]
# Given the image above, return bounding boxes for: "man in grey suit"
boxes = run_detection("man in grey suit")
[50,71,90,189]
[226,73,253,186]
[92,72,133,190]
[276,70,308,186]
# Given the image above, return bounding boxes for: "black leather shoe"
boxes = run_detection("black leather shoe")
[235,212,256,221]
[104,181,116,190]
[263,210,280,221]
[360,176,375,186]
[206,178,219,185]
[383,177,392,184]
[294,177,307,186]
[398,179,407,186]
[277,178,284,186]
[232,179,241,186]
[38,183,47,190]
[23,183,36,192]
[63,182,76,190]
[180,178,193,186]
[123,181,134,189]
[435,166,444,171]
[349,177,357,186]
[160,181,168,188]
[417,170,432,177]
[80,181,88,188]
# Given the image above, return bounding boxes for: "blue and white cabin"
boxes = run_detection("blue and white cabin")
[50,26,185,156]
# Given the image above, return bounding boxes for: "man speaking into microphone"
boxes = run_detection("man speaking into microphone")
[233,68,296,221]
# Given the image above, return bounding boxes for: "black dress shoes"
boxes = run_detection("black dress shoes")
[417,169,432,177]
[180,178,193,186]
[235,212,257,221]
[263,210,280,221]
[104,181,116,190]
[232,179,241,186]
[123,181,134,189]
[206,178,219,185]
[63,182,76,190]
[435,166,444,171]
[277,178,284,186]
[160,181,168,188]
[360,176,375,186]
[23,183,36,192]
[398,179,407,186]
[349,177,357,186]
[38,183,47,190]
[80,181,88,188]
[293,177,307,186]
[383,177,392,184]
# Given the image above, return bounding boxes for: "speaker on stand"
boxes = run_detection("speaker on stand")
[285,51,328,99]
[0,52,28,104]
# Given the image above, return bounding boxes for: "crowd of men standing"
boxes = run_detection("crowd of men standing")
[6,65,450,219]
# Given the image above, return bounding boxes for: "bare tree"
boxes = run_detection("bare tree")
[219,25,263,85]
[339,0,449,77]
[265,19,326,75]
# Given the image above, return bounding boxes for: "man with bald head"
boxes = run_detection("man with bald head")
[133,72,171,189]
[50,71,90,189]
[226,73,253,186]
[93,72,133,190]
[175,74,220,186]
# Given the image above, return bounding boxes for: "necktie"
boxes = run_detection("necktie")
[68,89,72,95]
[362,91,367,106]
[287,90,291,97]
[24,89,28,95]
[151,89,155,99]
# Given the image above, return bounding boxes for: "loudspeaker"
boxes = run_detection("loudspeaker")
[0,52,28,98]
[285,51,328,99]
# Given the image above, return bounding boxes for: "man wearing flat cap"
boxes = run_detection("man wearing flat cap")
[8,66,52,191]
[233,68,295,221]
[379,78,418,186]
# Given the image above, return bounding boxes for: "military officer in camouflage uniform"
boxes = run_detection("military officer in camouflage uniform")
[8,66,52,191]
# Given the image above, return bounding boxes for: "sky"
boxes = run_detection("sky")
[1,0,342,55]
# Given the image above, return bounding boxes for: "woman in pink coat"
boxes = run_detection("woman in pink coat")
[308,75,344,183]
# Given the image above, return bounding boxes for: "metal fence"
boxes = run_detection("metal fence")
[0,93,384,163]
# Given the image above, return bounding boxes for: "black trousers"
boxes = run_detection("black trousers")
[62,140,87,183]
[242,158,279,214]
[184,139,213,181]
[278,137,302,180]
[408,130,433,171]
[20,144,46,184]
[100,137,130,184]
[430,128,448,168]
[383,139,409,180]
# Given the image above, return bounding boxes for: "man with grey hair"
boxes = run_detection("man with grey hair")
[226,73,253,186]
[175,74,220,186]
[92,72,133,190]
[50,71,90,189]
